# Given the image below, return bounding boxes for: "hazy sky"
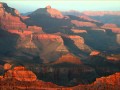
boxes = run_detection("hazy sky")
[1,0,120,13]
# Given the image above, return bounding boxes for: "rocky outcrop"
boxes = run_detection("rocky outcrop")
[0,2,20,16]
[7,29,38,50]
[35,34,63,42]
[0,71,120,89]
[71,20,97,28]
[28,26,43,33]
[101,23,120,33]
[0,2,27,30]
[64,35,92,53]
[53,53,82,64]
[101,24,120,33]
[4,63,12,70]
[90,51,100,56]
[4,66,37,81]
[46,5,64,19]
[30,5,64,19]
[7,30,32,37]
[34,34,68,52]
[67,35,85,44]
[71,29,87,33]
[33,34,68,62]
[106,56,119,61]
[72,72,120,90]
[101,23,118,28]
[93,72,120,85]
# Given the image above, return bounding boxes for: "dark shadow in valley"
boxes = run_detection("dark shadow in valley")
[62,36,88,57]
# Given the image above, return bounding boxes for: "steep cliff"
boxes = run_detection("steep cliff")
[33,34,68,63]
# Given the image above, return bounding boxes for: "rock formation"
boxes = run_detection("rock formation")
[4,63,12,70]
[30,5,64,19]
[46,5,64,19]
[90,51,100,56]
[71,29,87,33]
[53,53,82,64]
[101,23,118,28]
[0,2,120,89]
[71,20,97,28]
[72,72,120,90]
[4,66,37,81]
[33,34,68,62]
[64,35,92,53]
[106,56,119,61]
[101,24,120,33]
[28,26,43,33]
[0,2,27,32]
[0,2,20,16]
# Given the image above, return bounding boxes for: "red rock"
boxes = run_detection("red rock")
[101,24,120,33]
[106,56,119,61]
[7,30,32,39]
[0,2,20,16]
[63,35,91,52]
[34,34,63,42]
[90,51,100,56]
[93,73,120,85]
[46,6,64,19]
[32,5,64,19]
[109,28,120,33]
[71,29,87,33]
[0,3,27,30]
[71,20,97,28]
[4,63,12,70]
[4,66,37,81]
[13,66,26,71]
[28,26,43,33]
[72,72,120,90]
[65,35,85,44]
[101,23,118,28]
[54,53,82,64]
[0,76,3,80]
[34,34,68,52]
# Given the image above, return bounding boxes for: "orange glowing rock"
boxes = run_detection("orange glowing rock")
[90,51,100,56]
[71,29,87,33]
[4,63,12,70]
[34,34,63,42]
[106,56,119,61]
[4,66,37,81]
[54,53,82,64]
[46,6,64,19]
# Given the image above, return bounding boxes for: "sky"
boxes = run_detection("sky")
[0,0,120,13]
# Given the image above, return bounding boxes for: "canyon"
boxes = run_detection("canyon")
[0,2,120,90]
